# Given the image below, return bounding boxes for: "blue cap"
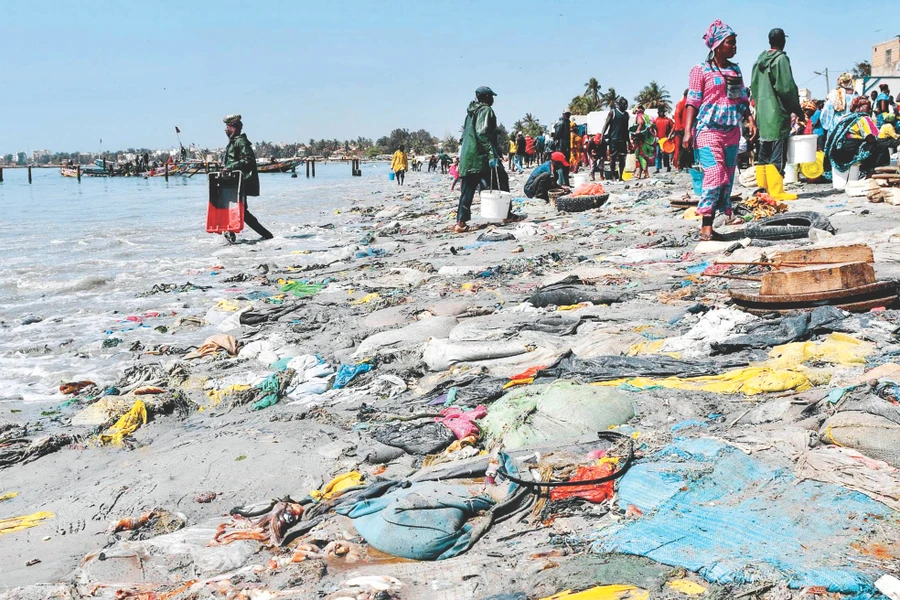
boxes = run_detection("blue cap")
[475,86,497,96]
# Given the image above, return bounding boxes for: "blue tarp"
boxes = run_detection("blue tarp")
[592,438,891,594]
[335,482,494,560]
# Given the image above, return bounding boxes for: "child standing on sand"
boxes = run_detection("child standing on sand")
[449,157,460,191]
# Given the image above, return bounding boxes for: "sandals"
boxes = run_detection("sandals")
[503,214,526,225]
[453,223,470,234]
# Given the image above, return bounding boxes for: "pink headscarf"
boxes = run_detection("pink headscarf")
[703,19,735,50]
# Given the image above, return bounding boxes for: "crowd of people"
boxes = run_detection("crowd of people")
[377,22,900,240]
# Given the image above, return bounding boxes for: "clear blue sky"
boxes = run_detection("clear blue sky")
[1,0,889,153]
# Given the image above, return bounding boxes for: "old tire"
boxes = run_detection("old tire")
[746,211,834,241]
[556,194,608,213]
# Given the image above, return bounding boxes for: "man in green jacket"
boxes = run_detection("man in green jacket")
[454,86,523,233]
[750,28,805,201]
[222,114,273,242]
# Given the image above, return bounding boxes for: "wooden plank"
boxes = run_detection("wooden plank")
[772,244,874,265]
[760,262,875,296]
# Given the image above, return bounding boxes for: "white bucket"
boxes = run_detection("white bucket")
[571,172,589,188]
[479,190,511,219]
[787,134,817,164]
[832,164,861,191]
[624,153,636,173]
[784,164,797,184]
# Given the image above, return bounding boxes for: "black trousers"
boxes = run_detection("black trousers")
[457,166,510,223]
[757,139,788,175]
[524,171,554,200]
[241,196,273,239]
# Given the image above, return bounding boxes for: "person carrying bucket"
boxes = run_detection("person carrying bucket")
[750,27,805,201]
[454,86,525,233]
[221,114,273,242]
[390,145,408,185]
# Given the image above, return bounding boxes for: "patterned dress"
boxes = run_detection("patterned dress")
[686,61,750,216]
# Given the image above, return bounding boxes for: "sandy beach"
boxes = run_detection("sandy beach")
[4,165,900,599]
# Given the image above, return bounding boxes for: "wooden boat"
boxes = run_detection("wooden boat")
[60,167,79,178]
[257,157,303,173]
[142,164,181,177]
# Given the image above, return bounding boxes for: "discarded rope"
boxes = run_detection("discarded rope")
[496,431,635,490]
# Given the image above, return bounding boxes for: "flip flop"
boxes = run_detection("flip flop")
[453,223,470,234]
[503,214,526,225]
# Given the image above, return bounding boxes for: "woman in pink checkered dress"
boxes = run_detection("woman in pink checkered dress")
[683,19,758,240]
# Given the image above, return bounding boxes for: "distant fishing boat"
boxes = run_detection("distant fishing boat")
[257,157,304,173]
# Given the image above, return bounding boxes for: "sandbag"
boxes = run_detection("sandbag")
[423,337,531,371]
[821,411,900,466]
[334,482,494,560]
[529,282,627,308]
[480,380,636,449]
[352,316,457,360]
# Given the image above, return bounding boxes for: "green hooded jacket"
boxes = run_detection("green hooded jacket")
[751,49,802,141]
[224,133,260,196]
[459,101,501,177]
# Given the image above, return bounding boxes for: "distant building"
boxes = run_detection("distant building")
[873,37,900,77]
[32,149,51,162]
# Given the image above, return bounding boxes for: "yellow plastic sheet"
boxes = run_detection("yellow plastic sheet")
[310,471,364,501]
[0,511,54,536]
[541,584,649,600]
[351,293,380,305]
[668,579,707,595]
[214,299,242,312]
[596,367,814,396]
[767,333,872,368]
[98,399,147,445]
[0,491,18,502]
[205,384,251,408]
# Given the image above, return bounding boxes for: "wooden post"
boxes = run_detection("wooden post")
[77,165,81,182]
[206,162,210,174]
[306,160,310,178]
[291,164,297,178]
[0,167,3,182]
[312,159,315,177]
[28,165,32,184]
[165,163,169,181]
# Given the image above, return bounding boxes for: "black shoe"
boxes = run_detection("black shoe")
[224,231,236,243]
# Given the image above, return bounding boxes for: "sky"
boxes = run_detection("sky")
[1,0,892,153]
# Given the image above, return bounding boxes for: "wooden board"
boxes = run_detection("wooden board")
[760,262,875,296]
[771,244,874,266]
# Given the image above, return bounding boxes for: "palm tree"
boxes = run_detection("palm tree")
[584,78,601,106]
[568,95,594,115]
[599,87,618,110]
[635,81,671,111]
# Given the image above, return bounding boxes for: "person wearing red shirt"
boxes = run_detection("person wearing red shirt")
[672,89,690,169]
[653,108,675,173]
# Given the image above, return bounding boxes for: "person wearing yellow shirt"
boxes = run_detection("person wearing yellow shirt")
[508,137,517,172]
[391,145,408,186]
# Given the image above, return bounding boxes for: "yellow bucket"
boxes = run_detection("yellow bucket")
[622,171,634,181]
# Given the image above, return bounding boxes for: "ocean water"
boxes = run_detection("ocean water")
[0,162,400,408]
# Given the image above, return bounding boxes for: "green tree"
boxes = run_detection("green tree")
[852,61,871,79]
[568,95,598,115]
[521,113,547,136]
[442,134,460,153]
[599,87,619,109]
[584,77,601,106]
[3,154,12,164]
[16,152,26,165]
[635,81,671,110]
[496,123,510,153]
